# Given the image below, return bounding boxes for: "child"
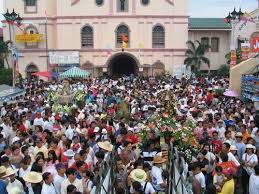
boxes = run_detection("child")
[213,166,225,192]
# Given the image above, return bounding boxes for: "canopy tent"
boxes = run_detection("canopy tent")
[31,71,59,78]
[223,89,239,97]
[60,67,90,78]
[0,84,25,103]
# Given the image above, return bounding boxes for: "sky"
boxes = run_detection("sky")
[189,0,258,17]
[0,0,258,26]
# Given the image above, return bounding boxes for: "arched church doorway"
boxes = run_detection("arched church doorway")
[107,53,139,77]
[26,63,39,80]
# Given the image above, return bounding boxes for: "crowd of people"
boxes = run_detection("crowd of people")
[0,75,258,194]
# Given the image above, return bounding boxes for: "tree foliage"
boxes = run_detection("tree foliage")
[0,68,13,85]
[184,40,210,73]
[0,40,11,69]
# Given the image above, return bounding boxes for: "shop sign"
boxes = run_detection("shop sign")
[49,51,80,64]
[241,42,250,61]
[15,34,43,43]
[252,37,259,53]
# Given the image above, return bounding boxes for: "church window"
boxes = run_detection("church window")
[116,25,130,48]
[141,0,150,6]
[96,0,104,6]
[81,25,94,48]
[25,0,36,6]
[117,0,128,12]
[152,25,165,48]
[201,37,209,52]
[211,37,219,52]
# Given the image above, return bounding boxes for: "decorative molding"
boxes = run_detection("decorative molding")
[19,48,187,53]
[174,22,189,24]
[164,22,171,24]
[147,22,153,24]
[138,22,145,24]
[101,22,107,24]
[75,22,81,24]
[56,22,73,25]
[93,22,99,24]
[39,23,54,25]
[19,15,188,21]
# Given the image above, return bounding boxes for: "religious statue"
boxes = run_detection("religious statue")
[58,79,71,96]
[57,79,75,104]
[157,84,176,115]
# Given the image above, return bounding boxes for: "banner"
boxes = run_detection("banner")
[15,34,43,43]
[241,42,250,61]
[230,50,237,66]
[252,37,259,53]
[49,51,80,64]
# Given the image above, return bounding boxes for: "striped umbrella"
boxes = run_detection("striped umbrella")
[60,67,90,78]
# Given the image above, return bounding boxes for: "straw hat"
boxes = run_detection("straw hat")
[2,167,18,178]
[63,149,75,157]
[130,169,147,183]
[230,145,238,151]
[23,172,43,183]
[0,166,6,174]
[153,155,167,164]
[246,144,255,150]
[97,141,114,152]
[235,132,243,137]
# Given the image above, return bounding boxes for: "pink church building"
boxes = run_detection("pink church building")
[2,0,188,78]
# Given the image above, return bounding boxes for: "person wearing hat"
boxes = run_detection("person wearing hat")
[3,167,24,194]
[0,166,8,194]
[54,163,67,194]
[97,141,114,162]
[234,132,246,162]
[63,149,75,168]
[151,155,167,192]
[23,171,43,194]
[129,169,155,194]
[242,144,258,194]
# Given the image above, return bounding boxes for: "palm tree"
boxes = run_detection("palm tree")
[184,40,210,73]
[0,40,11,69]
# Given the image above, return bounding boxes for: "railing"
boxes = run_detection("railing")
[92,149,116,194]
[168,143,190,194]
[94,143,190,194]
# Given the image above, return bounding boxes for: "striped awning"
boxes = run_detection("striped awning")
[60,67,90,78]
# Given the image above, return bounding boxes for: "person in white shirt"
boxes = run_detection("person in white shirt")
[249,164,259,194]
[18,158,31,178]
[54,163,67,194]
[33,112,44,127]
[222,142,240,166]
[191,162,206,193]
[3,167,25,194]
[65,124,75,141]
[242,144,258,194]
[41,172,57,194]
[61,168,84,194]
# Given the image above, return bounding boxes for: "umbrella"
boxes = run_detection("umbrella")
[223,89,239,97]
[32,71,52,78]
[60,67,90,78]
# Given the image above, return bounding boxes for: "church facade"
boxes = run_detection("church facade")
[2,0,188,78]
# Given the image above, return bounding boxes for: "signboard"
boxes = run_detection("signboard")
[241,42,250,61]
[252,37,259,53]
[15,34,43,43]
[49,51,80,64]
[230,50,237,66]
[173,64,191,79]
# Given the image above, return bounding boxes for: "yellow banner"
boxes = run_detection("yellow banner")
[15,34,43,43]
